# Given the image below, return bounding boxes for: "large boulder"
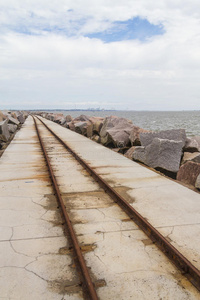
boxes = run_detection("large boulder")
[184,136,200,152]
[60,115,73,127]
[133,138,183,173]
[181,152,200,165]
[67,121,76,131]
[93,120,103,134]
[129,126,149,146]
[23,111,29,119]
[100,116,133,147]
[0,119,10,141]
[65,115,72,122]
[99,116,117,145]
[8,124,17,133]
[17,113,25,124]
[7,115,20,126]
[86,123,93,138]
[100,116,118,136]
[107,129,130,147]
[53,113,64,123]
[74,121,89,136]
[11,112,18,120]
[132,146,147,165]
[47,114,54,121]
[86,117,104,138]
[124,146,136,160]
[140,129,186,147]
[60,117,67,126]
[0,111,6,122]
[177,161,200,187]
[89,117,104,130]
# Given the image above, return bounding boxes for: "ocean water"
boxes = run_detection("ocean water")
[46,110,200,137]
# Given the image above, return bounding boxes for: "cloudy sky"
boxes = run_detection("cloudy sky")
[1,0,200,110]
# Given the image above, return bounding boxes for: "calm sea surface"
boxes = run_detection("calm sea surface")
[45,110,200,137]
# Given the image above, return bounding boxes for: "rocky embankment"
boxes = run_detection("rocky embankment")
[38,112,200,190]
[0,110,28,155]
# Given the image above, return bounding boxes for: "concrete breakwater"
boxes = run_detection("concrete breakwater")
[37,112,200,191]
[0,110,28,155]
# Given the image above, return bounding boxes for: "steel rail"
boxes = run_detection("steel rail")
[36,115,200,292]
[33,116,98,300]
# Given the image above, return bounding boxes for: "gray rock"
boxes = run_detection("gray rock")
[17,114,25,124]
[86,117,104,138]
[99,116,117,145]
[65,115,72,122]
[124,146,136,160]
[7,115,20,125]
[47,114,54,121]
[177,161,200,187]
[8,124,17,133]
[133,138,183,173]
[60,115,73,127]
[100,116,133,147]
[140,129,186,147]
[181,152,200,164]
[93,121,103,134]
[0,111,6,122]
[129,126,149,146]
[74,121,89,135]
[100,116,121,139]
[0,119,10,141]
[86,123,93,138]
[68,121,75,131]
[11,112,18,120]
[107,129,130,147]
[60,118,67,126]
[132,146,146,163]
[89,117,104,131]
[184,136,200,152]
[52,114,64,123]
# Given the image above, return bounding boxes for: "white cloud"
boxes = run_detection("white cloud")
[0,1,200,110]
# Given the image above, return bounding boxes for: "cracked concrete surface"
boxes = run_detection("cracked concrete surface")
[0,117,83,300]
[36,116,200,299]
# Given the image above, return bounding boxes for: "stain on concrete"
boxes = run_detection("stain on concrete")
[80,244,97,253]
[142,238,153,246]
[62,191,115,210]
[114,185,135,203]
[48,278,82,295]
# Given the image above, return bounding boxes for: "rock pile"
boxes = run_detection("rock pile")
[40,112,200,190]
[0,110,28,152]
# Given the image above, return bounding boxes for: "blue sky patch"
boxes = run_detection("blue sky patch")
[85,17,165,42]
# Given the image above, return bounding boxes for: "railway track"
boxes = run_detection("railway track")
[33,115,200,299]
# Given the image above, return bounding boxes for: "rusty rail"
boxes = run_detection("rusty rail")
[36,116,200,293]
[33,116,98,300]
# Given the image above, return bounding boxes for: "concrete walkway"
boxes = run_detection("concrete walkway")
[0,117,83,300]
